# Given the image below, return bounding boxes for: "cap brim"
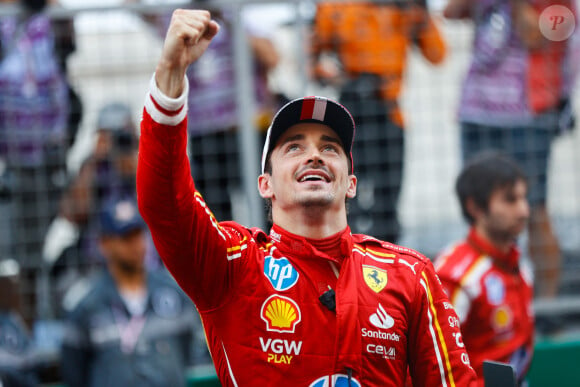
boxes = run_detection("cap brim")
[261,96,355,173]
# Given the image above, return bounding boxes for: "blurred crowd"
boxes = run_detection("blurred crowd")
[0,0,579,385]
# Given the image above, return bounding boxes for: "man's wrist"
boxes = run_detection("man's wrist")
[155,59,189,98]
[150,73,188,111]
[145,73,189,126]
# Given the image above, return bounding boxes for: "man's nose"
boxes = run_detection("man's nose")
[307,147,324,165]
[519,198,530,218]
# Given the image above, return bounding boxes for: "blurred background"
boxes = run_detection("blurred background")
[0,0,578,385]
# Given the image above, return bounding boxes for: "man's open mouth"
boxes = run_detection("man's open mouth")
[297,170,331,183]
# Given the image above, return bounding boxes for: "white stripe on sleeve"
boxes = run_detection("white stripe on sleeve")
[144,73,188,126]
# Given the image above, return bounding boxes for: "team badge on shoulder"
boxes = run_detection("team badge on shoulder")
[363,265,387,293]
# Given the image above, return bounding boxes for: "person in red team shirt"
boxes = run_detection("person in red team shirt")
[137,9,476,386]
[435,151,534,386]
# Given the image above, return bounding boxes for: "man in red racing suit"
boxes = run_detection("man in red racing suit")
[137,9,476,387]
[435,152,534,385]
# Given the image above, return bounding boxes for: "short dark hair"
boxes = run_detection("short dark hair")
[456,151,527,224]
[263,161,273,222]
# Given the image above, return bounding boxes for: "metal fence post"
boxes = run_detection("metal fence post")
[231,1,265,230]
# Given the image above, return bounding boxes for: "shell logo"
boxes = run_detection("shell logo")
[261,295,301,333]
[491,305,513,332]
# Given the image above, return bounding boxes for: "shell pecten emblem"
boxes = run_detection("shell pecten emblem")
[261,295,302,333]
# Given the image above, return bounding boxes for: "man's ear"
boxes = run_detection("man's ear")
[346,174,357,199]
[258,173,273,199]
[465,197,482,221]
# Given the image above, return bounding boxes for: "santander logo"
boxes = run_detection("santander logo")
[370,303,394,329]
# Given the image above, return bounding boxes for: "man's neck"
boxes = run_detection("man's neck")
[272,207,348,239]
[473,224,513,254]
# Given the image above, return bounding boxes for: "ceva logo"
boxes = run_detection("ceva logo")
[261,295,301,333]
[309,374,361,387]
[264,256,299,291]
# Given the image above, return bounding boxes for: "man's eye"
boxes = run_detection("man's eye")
[323,145,338,152]
[287,144,301,152]
[503,193,517,203]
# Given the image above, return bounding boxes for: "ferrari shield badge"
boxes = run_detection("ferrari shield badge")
[362,265,387,293]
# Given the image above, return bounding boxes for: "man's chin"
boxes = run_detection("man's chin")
[117,260,145,275]
[512,223,527,236]
[296,194,334,208]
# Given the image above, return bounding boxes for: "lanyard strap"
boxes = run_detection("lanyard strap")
[112,306,147,354]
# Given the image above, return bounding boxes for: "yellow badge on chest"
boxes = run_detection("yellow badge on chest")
[363,265,388,293]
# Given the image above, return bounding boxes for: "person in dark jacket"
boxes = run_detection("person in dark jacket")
[0,310,38,387]
[60,196,206,387]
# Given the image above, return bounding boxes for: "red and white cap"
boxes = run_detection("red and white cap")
[261,96,356,174]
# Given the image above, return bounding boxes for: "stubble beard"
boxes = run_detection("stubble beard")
[486,220,526,247]
[115,258,145,276]
[296,191,336,214]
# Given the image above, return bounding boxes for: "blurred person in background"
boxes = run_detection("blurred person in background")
[0,310,38,387]
[60,196,207,387]
[0,259,38,387]
[443,0,579,298]
[312,0,446,244]
[59,102,138,237]
[435,151,534,385]
[137,0,282,223]
[49,0,83,151]
[46,102,140,270]
[64,102,138,208]
[0,0,71,323]
[42,102,167,322]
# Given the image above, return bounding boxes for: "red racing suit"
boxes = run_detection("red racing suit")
[136,77,476,386]
[434,228,534,385]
